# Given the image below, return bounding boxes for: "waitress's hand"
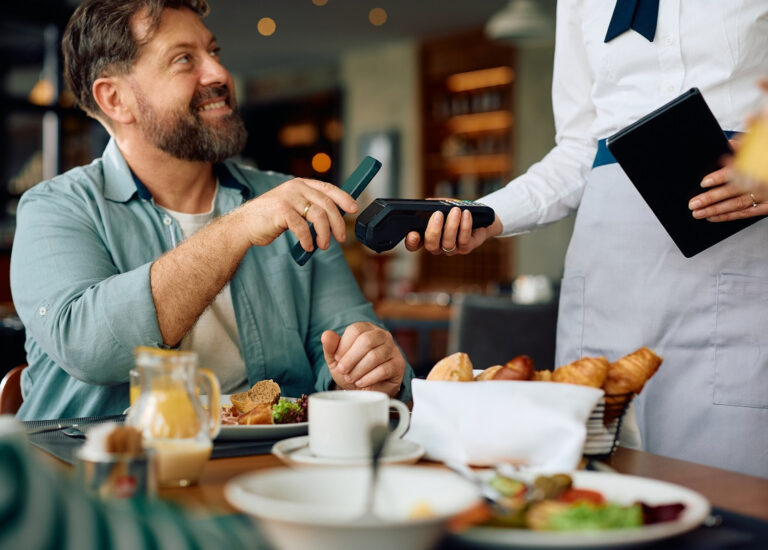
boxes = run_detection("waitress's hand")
[689,140,768,222]
[322,322,405,397]
[404,205,503,255]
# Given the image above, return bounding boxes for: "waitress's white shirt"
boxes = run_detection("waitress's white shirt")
[481,0,768,234]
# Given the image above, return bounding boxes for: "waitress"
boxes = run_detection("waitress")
[407,0,768,478]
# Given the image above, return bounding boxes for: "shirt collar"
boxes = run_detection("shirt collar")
[101,137,251,203]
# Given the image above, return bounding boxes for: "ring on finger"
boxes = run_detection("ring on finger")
[750,193,758,209]
[441,244,456,253]
[301,202,313,218]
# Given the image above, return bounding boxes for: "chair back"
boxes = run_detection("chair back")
[448,294,558,371]
[0,364,26,414]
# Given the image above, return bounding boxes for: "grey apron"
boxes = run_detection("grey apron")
[556,162,768,478]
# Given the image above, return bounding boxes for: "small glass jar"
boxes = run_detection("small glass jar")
[125,347,221,487]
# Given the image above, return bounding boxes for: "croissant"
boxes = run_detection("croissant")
[552,356,609,388]
[603,347,662,396]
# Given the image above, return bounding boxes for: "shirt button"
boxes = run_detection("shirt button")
[665,37,674,46]
[39,306,47,316]
[163,216,173,226]
[665,85,675,93]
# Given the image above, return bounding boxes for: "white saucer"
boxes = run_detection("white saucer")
[272,436,425,467]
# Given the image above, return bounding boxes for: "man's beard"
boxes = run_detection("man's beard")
[134,85,247,163]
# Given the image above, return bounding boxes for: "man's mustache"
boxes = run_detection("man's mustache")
[191,86,232,110]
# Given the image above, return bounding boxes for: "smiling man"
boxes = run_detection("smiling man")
[10,0,412,420]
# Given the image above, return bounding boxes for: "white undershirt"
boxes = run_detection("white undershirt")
[161,184,248,393]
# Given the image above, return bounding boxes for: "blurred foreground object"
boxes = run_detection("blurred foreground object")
[0,416,262,550]
[734,117,768,186]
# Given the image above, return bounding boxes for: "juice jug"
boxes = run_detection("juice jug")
[126,347,221,487]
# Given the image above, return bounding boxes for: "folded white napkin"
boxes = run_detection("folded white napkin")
[405,379,603,470]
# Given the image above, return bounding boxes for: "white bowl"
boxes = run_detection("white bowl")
[225,466,480,550]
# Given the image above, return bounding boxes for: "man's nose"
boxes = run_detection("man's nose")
[198,55,230,87]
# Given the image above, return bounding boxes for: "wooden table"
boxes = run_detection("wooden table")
[161,447,768,522]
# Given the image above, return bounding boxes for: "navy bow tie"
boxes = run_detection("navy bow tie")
[605,0,660,42]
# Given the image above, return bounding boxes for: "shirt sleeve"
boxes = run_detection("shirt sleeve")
[481,0,598,235]
[10,182,165,386]
[304,243,414,401]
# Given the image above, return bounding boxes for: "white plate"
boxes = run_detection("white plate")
[214,395,308,441]
[272,435,425,467]
[455,471,710,548]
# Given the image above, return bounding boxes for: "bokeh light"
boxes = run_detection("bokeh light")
[257,17,276,36]
[369,8,387,26]
[311,153,332,173]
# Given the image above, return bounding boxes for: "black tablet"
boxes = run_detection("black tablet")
[606,88,762,258]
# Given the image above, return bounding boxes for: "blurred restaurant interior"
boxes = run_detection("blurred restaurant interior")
[0,0,569,377]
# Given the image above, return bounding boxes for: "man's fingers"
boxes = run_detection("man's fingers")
[343,343,391,384]
[302,187,347,245]
[321,330,341,368]
[285,210,315,251]
[333,322,373,372]
[303,178,358,214]
[354,359,400,389]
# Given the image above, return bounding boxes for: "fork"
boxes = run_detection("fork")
[26,423,85,438]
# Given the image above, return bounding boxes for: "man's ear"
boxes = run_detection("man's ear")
[92,76,136,125]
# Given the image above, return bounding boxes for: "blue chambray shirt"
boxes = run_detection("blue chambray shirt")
[10,139,413,420]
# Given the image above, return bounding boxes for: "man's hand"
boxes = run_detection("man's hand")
[321,322,405,397]
[688,140,768,222]
[237,177,358,251]
[404,205,503,255]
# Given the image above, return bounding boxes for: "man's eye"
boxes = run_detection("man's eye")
[210,47,221,58]
[175,55,191,64]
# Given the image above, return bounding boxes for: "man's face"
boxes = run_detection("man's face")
[126,7,246,162]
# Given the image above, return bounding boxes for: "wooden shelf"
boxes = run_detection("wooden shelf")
[445,111,513,134]
[418,28,516,289]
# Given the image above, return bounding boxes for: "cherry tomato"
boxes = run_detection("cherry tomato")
[557,488,606,505]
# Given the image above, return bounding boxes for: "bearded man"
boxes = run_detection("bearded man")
[10,0,412,420]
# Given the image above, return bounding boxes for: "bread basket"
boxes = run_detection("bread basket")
[583,393,633,458]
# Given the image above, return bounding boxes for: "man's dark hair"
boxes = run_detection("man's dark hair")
[62,0,210,119]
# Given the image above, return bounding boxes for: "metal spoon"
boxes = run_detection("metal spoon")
[362,424,390,521]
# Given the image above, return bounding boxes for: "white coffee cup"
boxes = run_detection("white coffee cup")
[308,391,410,459]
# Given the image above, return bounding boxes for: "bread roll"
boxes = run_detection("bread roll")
[476,356,534,381]
[230,379,281,414]
[475,365,504,381]
[427,352,474,381]
[531,370,553,382]
[503,355,534,380]
[552,357,609,388]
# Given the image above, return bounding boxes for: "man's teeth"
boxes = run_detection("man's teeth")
[199,100,226,112]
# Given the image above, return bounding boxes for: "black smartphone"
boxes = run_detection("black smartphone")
[291,156,382,265]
